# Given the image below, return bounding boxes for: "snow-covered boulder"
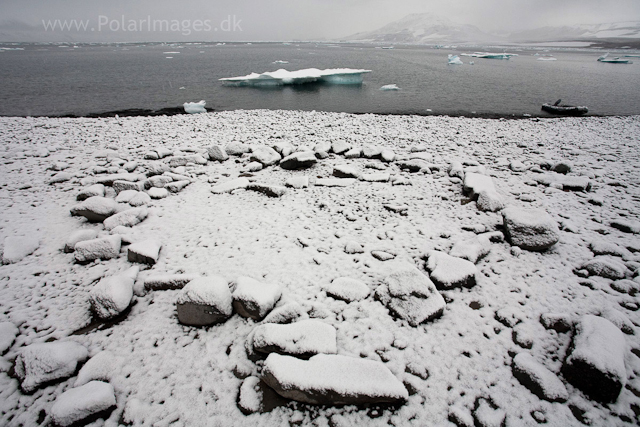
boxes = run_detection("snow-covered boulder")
[208,145,229,162]
[147,187,169,199]
[449,234,491,263]
[49,381,116,427]
[70,196,118,222]
[0,322,19,354]
[344,240,364,254]
[261,302,308,325]
[232,276,282,320]
[112,180,144,193]
[49,172,72,184]
[89,266,138,320]
[324,277,370,302]
[165,180,191,193]
[64,229,99,253]
[127,239,162,264]
[280,152,317,170]
[176,276,233,326]
[251,319,337,357]
[333,165,362,179]
[375,262,446,326]
[75,351,117,386]
[2,235,40,264]
[103,207,148,231]
[315,178,356,187]
[74,235,122,263]
[580,256,628,279]
[14,341,88,393]
[225,142,251,156]
[502,207,559,251]
[261,353,408,405]
[610,219,640,234]
[331,140,351,155]
[211,177,250,194]
[562,315,627,403]
[77,184,105,201]
[425,251,477,289]
[250,146,281,166]
[512,353,568,402]
[285,176,309,189]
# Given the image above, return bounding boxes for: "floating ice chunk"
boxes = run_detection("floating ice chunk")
[272,60,289,64]
[220,68,371,86]
[183,100,206,114]
[448,54,463,65]
[380,84,400,91]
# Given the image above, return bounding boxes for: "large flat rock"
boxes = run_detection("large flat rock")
[502,207,559,251]
[252,319,336,357]
[261,353,408,406]
[50,381,116,427]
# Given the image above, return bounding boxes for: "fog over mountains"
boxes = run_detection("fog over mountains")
[345,13,640,44]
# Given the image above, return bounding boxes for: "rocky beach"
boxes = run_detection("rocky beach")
[1,110,640,426]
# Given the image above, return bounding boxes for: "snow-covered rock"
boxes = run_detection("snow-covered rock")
[449,234,491,263]
[70,196,118,222]
[207,145,229,162]
[49,381,116,427]
[463,172,504,212]
[89,266,138,320]
[285,176,309,189]
[75,351,117,386]
[252,319,337,357]
[77,184,106,201]
[375,262,446,326]
[176,276,233,326]
[0,322,19,354]
[103,207,148,231]
[344,240,364,254]
[48,172,72,184]
[512,352,568,402]
[331,140,351,154]
[473,399,505,427]
[232,276,282,320]
[280,151,317,170]
[250,146,281,166]
[333,165,362,179]
[64,229,99,253]
[127,239,162,264]
[14,341,88,393]
[113,180,144,193]
[324,277,370,302]
[610,218,640,234]
[225,142,251,156]
[261,302,309,324]
[74,235,122,263]
[562,315,627,403]
[165,180,191,193]
[502,207,559,251]
[1,235,40,264]
[211,177,250,194]
[238,376,263,414]
[261,353,408,405]
[580,256,628,279]
[315,178,356,187]
[426,251,477,289]
[128,191,151,207]
[147,187,169,199]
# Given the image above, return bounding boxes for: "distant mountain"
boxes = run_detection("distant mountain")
[345,13,502,44]
[343,13,640,45]
[509,21,640,42]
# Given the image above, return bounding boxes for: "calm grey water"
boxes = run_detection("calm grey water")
[0,42,639,117]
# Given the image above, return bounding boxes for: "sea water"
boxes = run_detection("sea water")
[0,42,639,117]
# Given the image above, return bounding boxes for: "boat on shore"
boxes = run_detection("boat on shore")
[541,100,588,116]
[597,53,633,64]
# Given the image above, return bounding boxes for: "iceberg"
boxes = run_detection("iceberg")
[183,100,206,114]
[597,53,633,64]
[220,68,372,86]
[448,54,463,65]
[461,52,517,60]
[380,84,400,91]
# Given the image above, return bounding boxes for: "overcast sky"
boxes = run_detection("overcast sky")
[1,0,639,42]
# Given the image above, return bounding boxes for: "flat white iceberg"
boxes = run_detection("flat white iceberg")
[448,54,463,65]
[380,84,400,91]
[183,100,206,114]
[220,68,372,86]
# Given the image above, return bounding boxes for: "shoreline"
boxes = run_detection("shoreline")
[0,106,626,120]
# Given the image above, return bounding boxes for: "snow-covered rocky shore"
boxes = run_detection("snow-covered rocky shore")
[0,110,639,426]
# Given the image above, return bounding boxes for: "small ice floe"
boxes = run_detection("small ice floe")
[163,51,180,54]
[448,54,463,65]
[220,68,371,86]
[380,84,400,91]
[183,100,206,114]
[469,61,474,65]
[537,55,557,61]
[165,57,173,59]
[273,60,289,64]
